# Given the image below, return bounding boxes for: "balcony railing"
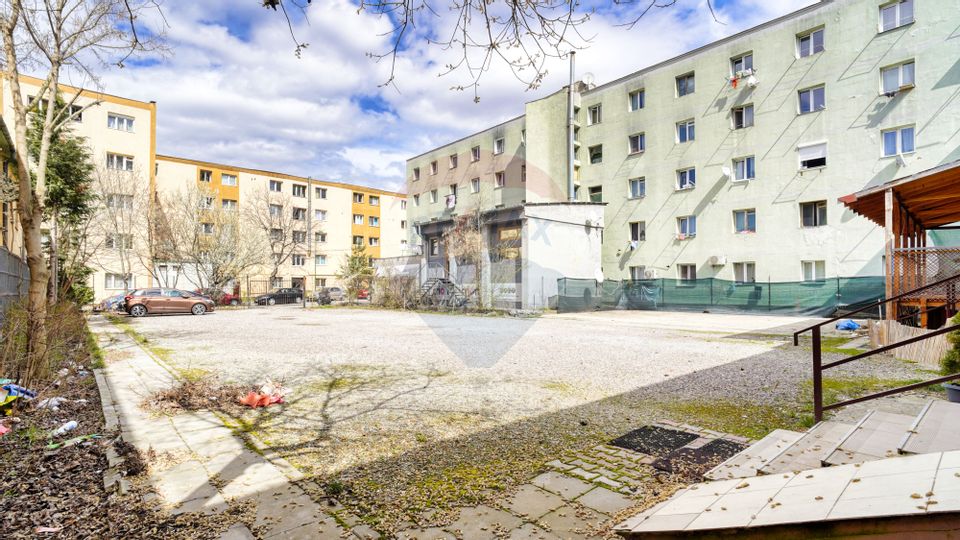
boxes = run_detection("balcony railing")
[892,246,960,301]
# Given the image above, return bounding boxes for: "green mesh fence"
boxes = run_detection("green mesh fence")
[557,276,886,316]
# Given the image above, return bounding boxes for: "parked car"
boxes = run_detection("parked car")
[124,288,216,317]
[255,288,303,306]
[356,288,370,300]
[96,293,126,312]
[314,287,345,305]
[196,288,242,306]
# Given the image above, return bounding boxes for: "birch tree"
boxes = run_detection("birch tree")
[243,184,312,281]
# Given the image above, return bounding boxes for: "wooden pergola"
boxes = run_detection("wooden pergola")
[840,159,960,325]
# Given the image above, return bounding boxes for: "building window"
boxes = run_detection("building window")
[629,266,646,280]
[628,133,645,154]
[316,255,327,265]
[733,262,756,284]
[369,216,380,227]
[882,126,916,157]
[495,172,505,188]
[353,192,364,203]
[629,221,646,242]
[800,200,827,227]
[677,168,696,190]
[589,186,602,203]
[588,145,603,164]
[221,173,238,186]
[494,138,505,155]
[271,277,283,288]
[292,230,306,243]
[316,187,327,199]
[369,237,380,247]
[521,130,526,145]
[315,209,327,221]
[292,184,306,197]
[269,204,282,218]
[293,207,306,220]
[370,195,380,206]
[401,200,406,210]
[798,28,824,57]
[471,178,480,193]
[105,273,133,289]
[449,154,458,169]
[881,61,915,94]
[733,105,754,129]
[269,180,282,192]
[400,220,407,229]
[587,104,602,125]
[413,194,420,206]
[199,169,212,182]
[105,233,133,249]
[448,184,457,196]
[629,89,645,111]
[413,168,420,181]
[429,237,440,256]
[107,113,134,132]
[676,73,695,97]
[291,254,305,266]
[222,199,237,211]
[201,223,214,235]
[731,53,753,76]
[677,215,696,239]
[799,142,827,169]
[353,214,364,225]
[315,232,326,243]
[678,264,696,281]
[733,156,756,181]
[734,209,756,233]
[353,235,364,246]
[802,260,826,281]
[106,194,134,209]
[629,177,645,199]
[677,120,695,143]
[798,85,826,113]
[429,161,438,175]
[471,146,481,162]
[880,0,913,32]
[521,165,526,182]
[106,153,133,171]
[429,189,438,203]
[199,196,214,210]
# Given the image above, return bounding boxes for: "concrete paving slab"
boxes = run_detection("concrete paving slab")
[531,472,594,500]
[444,505,524,539]
[575,487,634,515]
[503,484,566,519]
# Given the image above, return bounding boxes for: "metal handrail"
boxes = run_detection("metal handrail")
[793,272,960,422]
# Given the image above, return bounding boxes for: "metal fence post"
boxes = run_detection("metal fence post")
[709,277,714,306]
[768,277,772,311]
[813,325,823,422]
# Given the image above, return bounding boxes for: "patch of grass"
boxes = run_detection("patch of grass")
[648,399,812,440]
[104,315,175,365]
[804,376,932,407]
[17,425,45,445]
[818,336,863,356]
[540,380,576,395]
[86,327,105,369]
[179,367,211,383]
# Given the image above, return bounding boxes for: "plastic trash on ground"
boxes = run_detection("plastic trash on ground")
[36,397,68,410]
[0,424,9,437]
[2,383,37,399]
[240,379,289,408]
[52,420,78,436]
[836,319,860,331]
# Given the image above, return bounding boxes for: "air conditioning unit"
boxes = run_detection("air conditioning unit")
[709,255,728,266]
[644,269,659,279]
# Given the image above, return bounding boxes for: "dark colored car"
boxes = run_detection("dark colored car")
[96,293,126,312]
[125,288,216,317]
[196,288,242,306]
[255,288,304,306]
[314,287,344,305]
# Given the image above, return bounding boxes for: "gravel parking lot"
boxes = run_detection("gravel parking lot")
[124,306,929,530]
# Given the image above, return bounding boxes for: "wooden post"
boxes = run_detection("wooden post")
[813,325,824,422]
[885,189,895,320]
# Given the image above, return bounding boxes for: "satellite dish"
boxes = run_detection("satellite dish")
[595,268,605,283]
[582,72,595,86]
[721,166,732,178]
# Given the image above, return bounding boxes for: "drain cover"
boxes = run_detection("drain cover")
[652,438,747,478]
[609,426,699,456]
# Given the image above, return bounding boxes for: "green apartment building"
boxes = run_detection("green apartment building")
[405,0,960,307]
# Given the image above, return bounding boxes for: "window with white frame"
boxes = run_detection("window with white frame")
[201,223,214,235]
[733,105,754,129]
[222,199,238,211]
[400,220,406,229]
[448,184,457,196]
[731,53,753,76]
[471,178,480,193]
[221,173,238,186]
[369,216,380,227]
[105,273,133,289]
[629,177,645,199]
[677,120,695,143]
[882,126,916,157]
[449,154,458,169]
[429,238,440,256]
[676,73,695,97]
[199,170,212,182]
[629,221,646,242]
[369,237,380,247]
[315,232,326,243]
[734,209,756,233]
[629,89,645,111]
[105,233,133,249]
[269,180,282,192]
[292,230,306,243]
[521,130,526,145]
[495,172,505,188]
[677,168,696,190]
[353,192,364,203]
[471,146,480,162]
[798,28,824,57]
[316,255,327,265]
[677,215,696,238]
[199,196,214,209]
[587,104,602,125]
[370,196,379,206]
[353,235,364,246]
[880,0,913,32]
[798,142,827,169]
[291,254,305,266]
[494,138,505,155]
[802,260,826,282]
[315,209,327,221]
[733,262,756,284]
[412,168,420,181]
[292,207,306,220]
[800,200,827,227]
[589,145,603,164]
[881,61,915,94]
[292,184,306,197]
[106,194,133,209]
[106,153,133,171]
[271,276,283,288]
[734,156,756,181]
[798,85,826,113]
[678,264,697,281]
[429,190,438,203]
[413,194,420,206]
[629,266,646,280]
[316,187,327,199]
[107,113,134,132]
[628,133,646,154]
[353,214,364,225]
[429,161,438,175]
[401,200,406,210]
[269,204,282,217]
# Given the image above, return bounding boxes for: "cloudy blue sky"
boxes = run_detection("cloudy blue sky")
[86,0,814,192]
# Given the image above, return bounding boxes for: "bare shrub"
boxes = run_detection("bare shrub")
[373,272,419,310]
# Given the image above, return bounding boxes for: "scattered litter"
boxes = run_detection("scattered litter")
[52,420,78,436]
[37,397,68,410]
[240,379,289,408]
[46,433,101,450]
[0,424,9,437]
[57,368,69,377]
[2,383,37,399]
[0,394,18,415]
[35,526,63,534]
[835,319,860,331]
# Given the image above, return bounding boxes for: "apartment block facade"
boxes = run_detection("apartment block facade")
[406,0,960,288]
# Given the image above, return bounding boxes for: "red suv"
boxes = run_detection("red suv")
[196,288,241,306]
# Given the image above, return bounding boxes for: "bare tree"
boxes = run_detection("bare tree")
[243,184,313,282]
[0,0,163,384]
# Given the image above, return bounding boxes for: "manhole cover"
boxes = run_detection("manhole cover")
[652,438,747,478]
[609,426,699,456]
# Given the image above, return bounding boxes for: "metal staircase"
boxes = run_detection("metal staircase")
[418,277,470,309]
